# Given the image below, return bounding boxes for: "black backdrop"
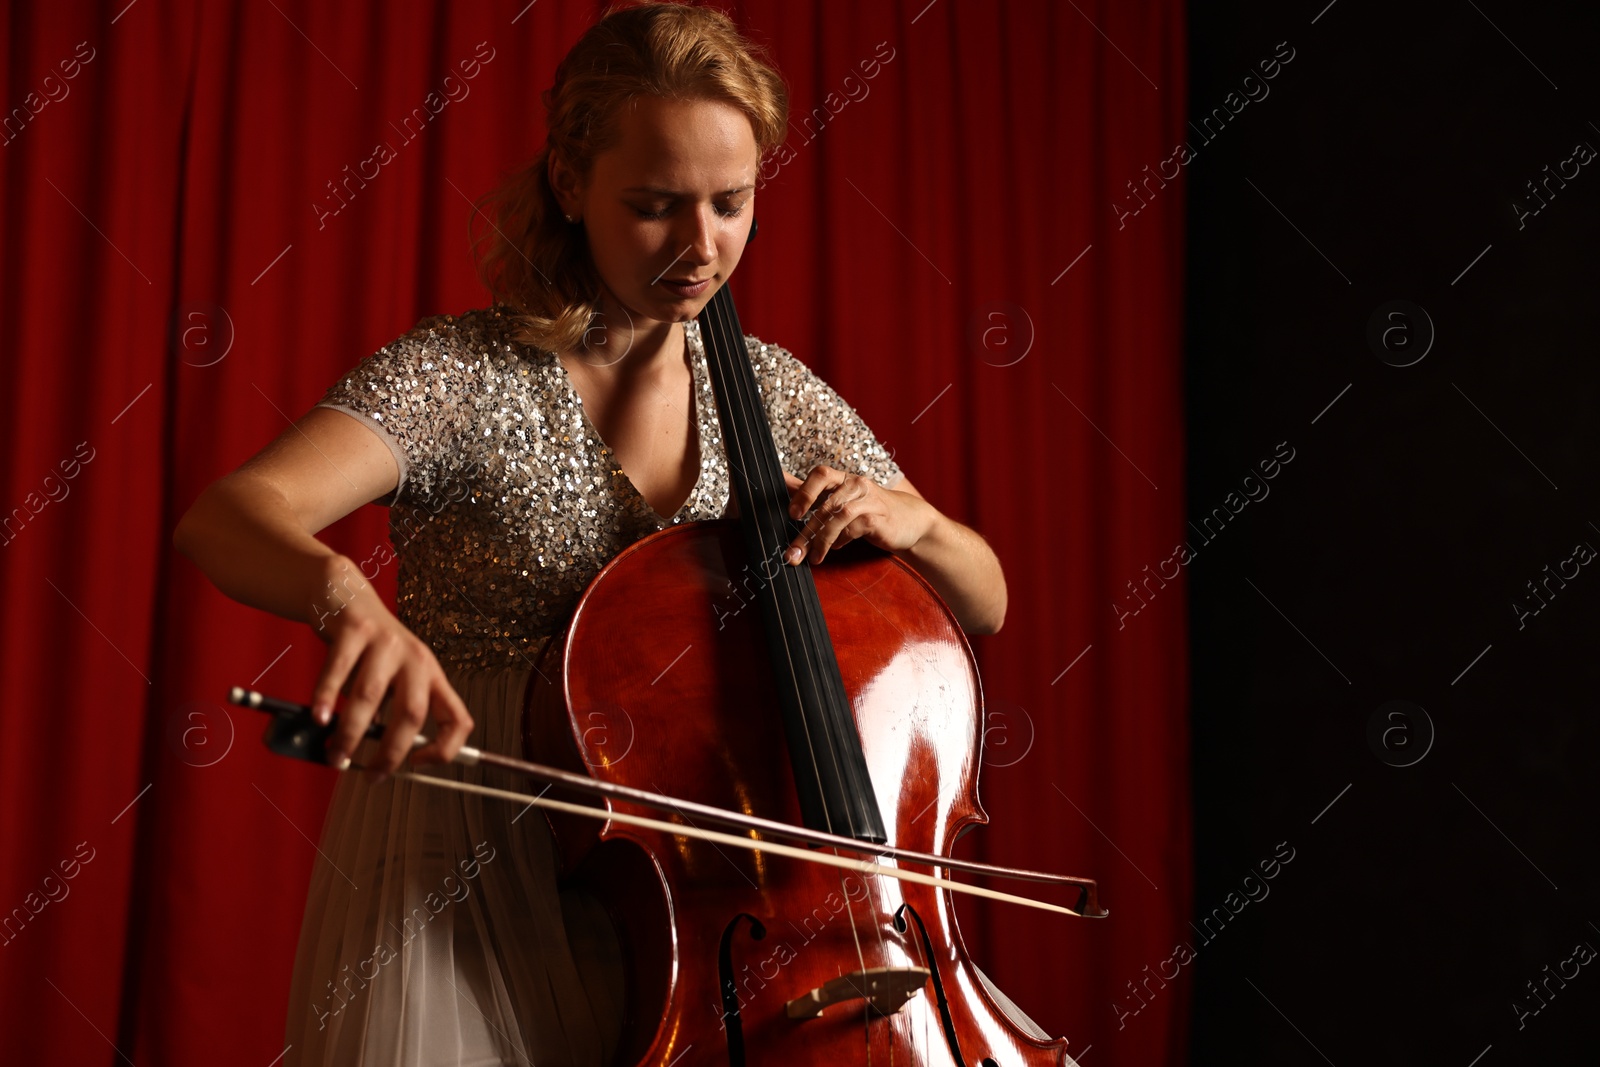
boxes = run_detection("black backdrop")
[1187,1,1599,1064]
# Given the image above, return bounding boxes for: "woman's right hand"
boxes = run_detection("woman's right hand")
[171,409,474,776]
[308,559,474,776]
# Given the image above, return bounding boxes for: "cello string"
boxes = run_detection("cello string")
[834,860,875,1054]
[702,293,839,832]
[700,299,821,798]
[703,287,900,1035]
[703,292,897,1001]
[707,292,861,842]
[726,301,877,849]
[687,317,760,511]
[713,230,857,838]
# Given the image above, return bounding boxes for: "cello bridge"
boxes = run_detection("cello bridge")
[785,967,931,1020]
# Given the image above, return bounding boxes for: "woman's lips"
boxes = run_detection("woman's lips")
[659,276,712,298]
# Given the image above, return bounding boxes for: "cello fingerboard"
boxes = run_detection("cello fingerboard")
[695,283,888,845]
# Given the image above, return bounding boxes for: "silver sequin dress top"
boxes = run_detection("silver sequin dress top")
[315,304,904,672]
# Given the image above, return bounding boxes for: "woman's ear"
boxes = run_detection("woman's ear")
[547,151,582,220]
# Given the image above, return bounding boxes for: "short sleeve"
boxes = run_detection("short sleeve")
[315,313,475,508]
[747,336,904,489]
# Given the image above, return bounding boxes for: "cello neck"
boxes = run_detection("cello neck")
[695,285,887,845]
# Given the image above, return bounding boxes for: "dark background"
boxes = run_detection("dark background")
[1187,1,1600,1064]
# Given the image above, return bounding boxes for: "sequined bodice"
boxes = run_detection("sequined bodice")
[317,305,901,671]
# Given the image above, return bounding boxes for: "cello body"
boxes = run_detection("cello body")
[524,519,1075,1067]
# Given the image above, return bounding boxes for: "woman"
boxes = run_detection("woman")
[174,2,1006,1063]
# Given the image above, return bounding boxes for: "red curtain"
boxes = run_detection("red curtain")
[0,1,1189,1064]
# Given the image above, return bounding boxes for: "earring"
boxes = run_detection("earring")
[564,214,578,224]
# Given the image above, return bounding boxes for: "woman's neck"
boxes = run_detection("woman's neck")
[570,301,685,379]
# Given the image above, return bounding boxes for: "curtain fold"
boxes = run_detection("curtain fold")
[0,2,1188,1064]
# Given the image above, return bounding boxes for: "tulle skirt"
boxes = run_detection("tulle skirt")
[284,664,624,1067]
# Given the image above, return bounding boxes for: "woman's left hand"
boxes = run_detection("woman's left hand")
[782,467,937,566]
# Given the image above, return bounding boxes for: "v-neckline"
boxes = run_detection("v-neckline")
[553,321,707,524]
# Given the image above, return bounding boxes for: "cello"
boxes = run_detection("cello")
[242,260,1106,1066]
[518,274,1102,1066]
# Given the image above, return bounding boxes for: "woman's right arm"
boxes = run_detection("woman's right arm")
[172,407,473,775]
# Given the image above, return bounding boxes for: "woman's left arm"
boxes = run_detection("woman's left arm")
[783,468,1006,635]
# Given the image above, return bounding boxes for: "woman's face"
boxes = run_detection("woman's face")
[564,95,759,340]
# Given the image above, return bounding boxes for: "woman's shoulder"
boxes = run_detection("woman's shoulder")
[320,304,549,447]
[338,305,556,405]
[716,327,902,487]
[386,304,537,361]
[724,328,804,380]
[724,330,833,400]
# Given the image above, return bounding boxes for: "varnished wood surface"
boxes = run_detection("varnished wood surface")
[525,519,1073,1067]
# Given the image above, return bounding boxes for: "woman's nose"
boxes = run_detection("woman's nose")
[678,204,718,264]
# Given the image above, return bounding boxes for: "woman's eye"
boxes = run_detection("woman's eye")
[630,202,747,220]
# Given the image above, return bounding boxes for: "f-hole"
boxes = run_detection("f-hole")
[718,913,767,1067]
[895,903,999,1067]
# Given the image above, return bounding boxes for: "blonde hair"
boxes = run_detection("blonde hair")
[472,1,789,354]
